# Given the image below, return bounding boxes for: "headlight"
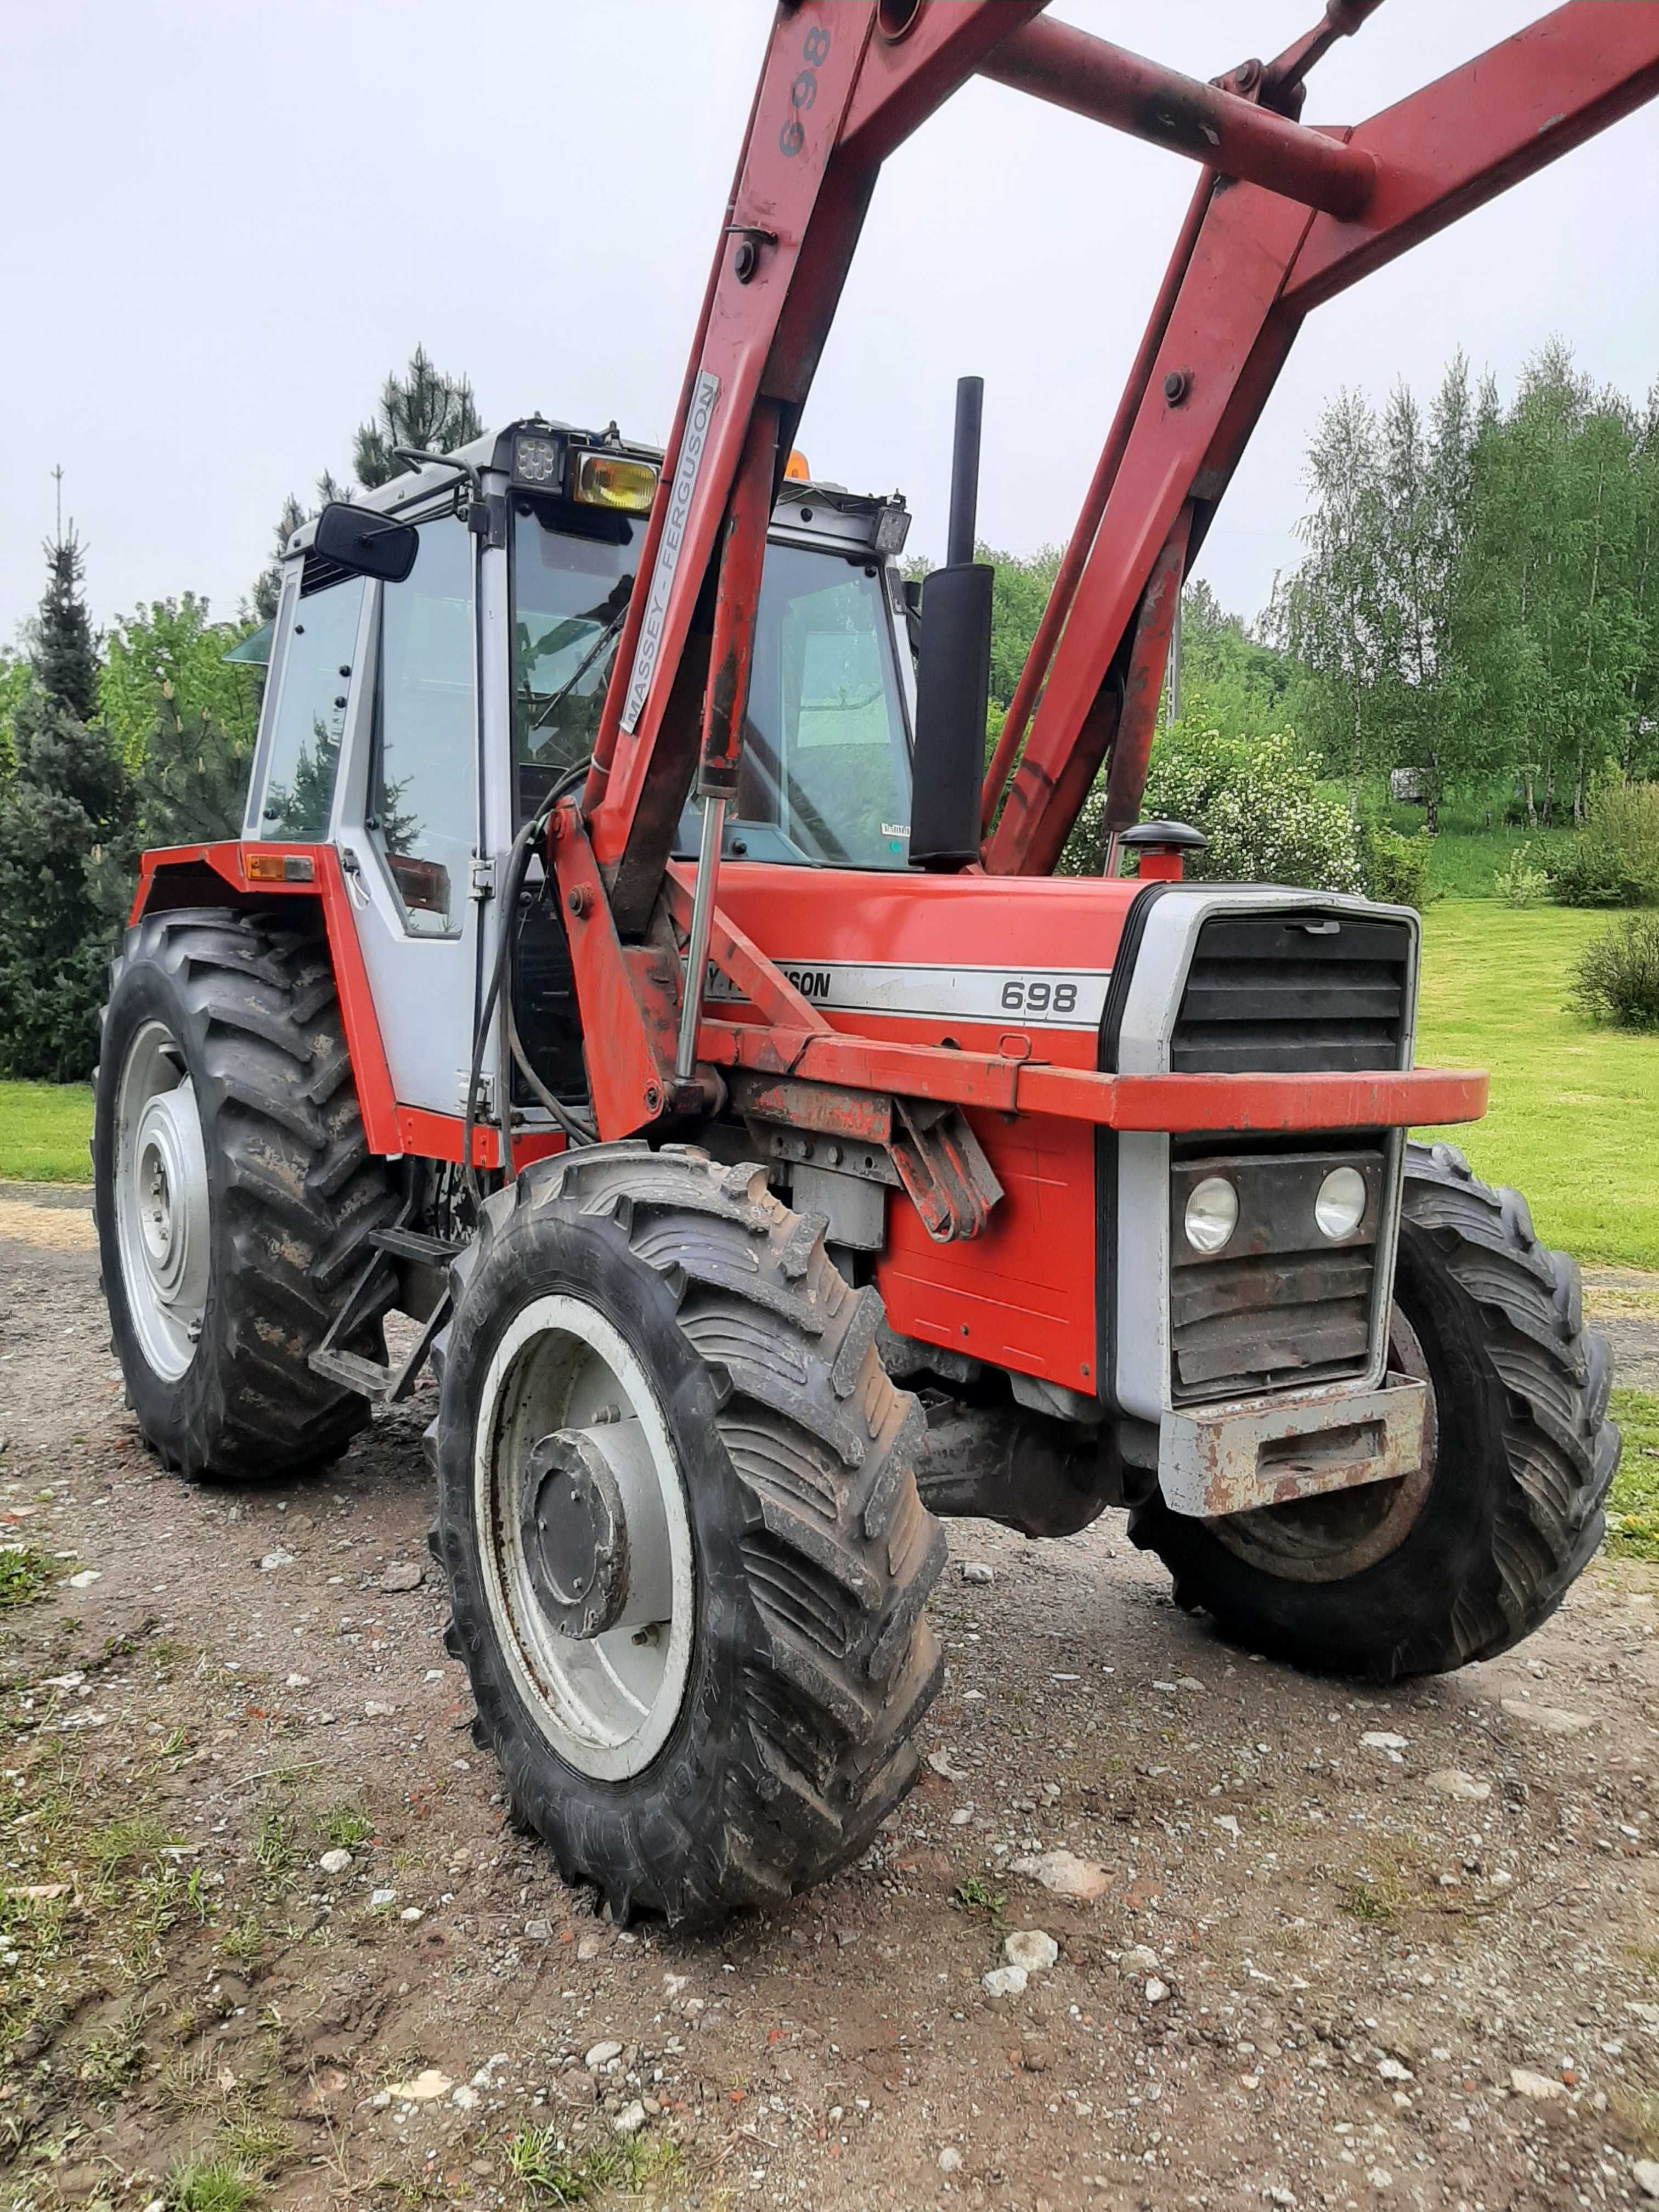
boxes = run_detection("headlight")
[1183,1175,1238,1255]
[1315,1165,1368,1242]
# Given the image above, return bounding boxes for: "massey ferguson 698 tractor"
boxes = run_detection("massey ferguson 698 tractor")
[94,2,1654,1921]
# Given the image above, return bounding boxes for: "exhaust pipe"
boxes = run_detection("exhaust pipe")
[909,376,994,870]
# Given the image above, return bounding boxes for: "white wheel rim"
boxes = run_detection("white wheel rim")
[473,1293,696,1782]
[114,1019,211,1383]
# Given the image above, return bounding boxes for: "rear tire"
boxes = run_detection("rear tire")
[428,1143,946,1923]
[93,905,399,1480]
[1128,1141,1619,1679]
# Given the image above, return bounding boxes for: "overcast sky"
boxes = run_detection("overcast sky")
[2,1,1655,647]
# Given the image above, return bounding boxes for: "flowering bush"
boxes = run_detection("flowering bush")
[1062,727,1365,893]
[1494,841,1549,908]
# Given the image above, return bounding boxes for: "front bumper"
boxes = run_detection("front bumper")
[1158,1374,1427,1519]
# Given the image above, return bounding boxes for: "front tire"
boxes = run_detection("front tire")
[428,1143,946,1923]
[93,906,399,1480]
[1128,1142,1620,1679]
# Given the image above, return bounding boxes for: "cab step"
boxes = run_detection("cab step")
[307,1214,461,1406]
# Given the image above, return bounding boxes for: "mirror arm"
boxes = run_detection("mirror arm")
[390,445,483,503]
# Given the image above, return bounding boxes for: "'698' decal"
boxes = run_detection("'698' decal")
[780,23,832,156]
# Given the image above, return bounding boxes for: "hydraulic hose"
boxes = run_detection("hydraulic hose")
[462,754,593,1203]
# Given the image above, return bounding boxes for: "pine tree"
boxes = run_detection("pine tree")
[353,345,483,488]
[35,516,101,723]
[251,348,482,611]
[252,493,306,624]
[133,687,253,849]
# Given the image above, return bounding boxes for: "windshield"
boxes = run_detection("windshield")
[511,504,913,867]
[511,495,643,819]
[727,544,912,870]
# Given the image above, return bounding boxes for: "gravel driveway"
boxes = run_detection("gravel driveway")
[2,1187,1656,2211]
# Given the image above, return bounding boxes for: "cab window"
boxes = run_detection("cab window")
[699,545,913,871]
[256,576,366,839]
[369,517,475,935]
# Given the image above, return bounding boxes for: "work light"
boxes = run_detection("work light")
[512,431,567,488]
[574,452,659,512]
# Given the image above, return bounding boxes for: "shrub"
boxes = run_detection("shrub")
[1358,822,1432,908]
[1494,841,1549,908]
[1550,842,1656,908]
[1572,913,1659,1031]
[1062,726,1365,891]
[1592,779,1659,869]
[1551,781,1659,907]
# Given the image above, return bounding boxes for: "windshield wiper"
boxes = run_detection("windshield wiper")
[524,603,630,741]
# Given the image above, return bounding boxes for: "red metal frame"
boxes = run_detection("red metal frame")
[580,0,1659,899]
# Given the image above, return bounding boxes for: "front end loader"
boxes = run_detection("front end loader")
[96,0,1651,1921]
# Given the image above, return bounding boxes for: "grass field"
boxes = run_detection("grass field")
[0,1080,93,1184]
[1417,825,1576,900]
[1609,1387,1659,1562]
[1413,903,1659,1270]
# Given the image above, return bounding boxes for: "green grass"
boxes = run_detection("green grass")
[1608,1387,1659,1564]
[0,1545,57,1608]
[1418,825,1577,901]
[1414,903,1659,1269]
[165,2158,264,2212]
[505,2124,682,2205]
[0,1078,94,1183]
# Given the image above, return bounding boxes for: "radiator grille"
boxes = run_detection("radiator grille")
[1170,911,1412,1075]
[1170,1234,1377,1401]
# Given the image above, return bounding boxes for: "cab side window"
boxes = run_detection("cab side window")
[370,518,476,936]
[257,577,366,839]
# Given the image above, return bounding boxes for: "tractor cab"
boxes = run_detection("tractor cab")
[244,418,917,1126]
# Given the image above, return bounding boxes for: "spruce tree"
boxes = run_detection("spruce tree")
[35,520,101,723]
[0,527,135,1077]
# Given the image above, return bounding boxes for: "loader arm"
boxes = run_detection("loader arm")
[580,0,1659,928]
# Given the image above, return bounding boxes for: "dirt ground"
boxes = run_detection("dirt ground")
[2,1184,1658,2212]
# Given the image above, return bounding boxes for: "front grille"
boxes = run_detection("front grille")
[1171,910,1412,1074]
[1167,1138,1387,1404]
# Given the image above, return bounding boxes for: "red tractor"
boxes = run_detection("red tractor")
[95,2,1651,1922]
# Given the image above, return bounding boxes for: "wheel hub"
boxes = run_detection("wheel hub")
[521,1430,633,1640]
[114,1022,211,1381]
[475,1294,695,1782]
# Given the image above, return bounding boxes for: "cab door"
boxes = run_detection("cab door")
[334,512,484,1121]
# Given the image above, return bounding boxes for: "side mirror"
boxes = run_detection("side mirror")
[312,501,419,584]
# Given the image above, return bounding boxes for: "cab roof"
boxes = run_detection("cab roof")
[283,417,907,560]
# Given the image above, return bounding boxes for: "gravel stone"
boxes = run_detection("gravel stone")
[1003,1929,1058,1973]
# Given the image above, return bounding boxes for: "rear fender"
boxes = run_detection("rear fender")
[132,842,404,1159]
